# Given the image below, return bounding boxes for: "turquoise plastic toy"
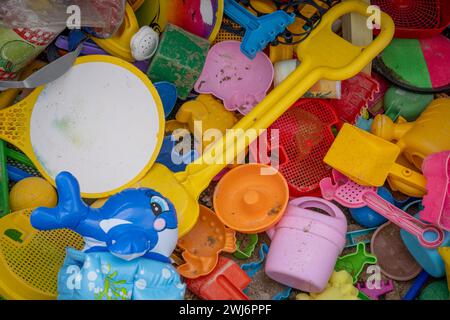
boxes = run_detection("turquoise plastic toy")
[241,243,269,278]
[345,227,378,249]
[400,200,450,278]
[401,219,450,278]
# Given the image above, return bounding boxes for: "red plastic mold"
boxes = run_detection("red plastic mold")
[250,99,338,197]
[372,0,450,38]
[330,72,379,124]
[186,257,251,300]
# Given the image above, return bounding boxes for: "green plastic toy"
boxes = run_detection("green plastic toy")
[384,86,432,121]
[0,140,9,216]
[147,24,210,100]
[358,291,371,300]
[335,242,378,284]
[233,233,259,259]
[419,280,449,300]
[5,147,35,169]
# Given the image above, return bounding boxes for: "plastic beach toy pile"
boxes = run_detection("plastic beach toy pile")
[0,0,449,301]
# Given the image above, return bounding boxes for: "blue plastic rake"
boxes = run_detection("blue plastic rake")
[224,0,295,59]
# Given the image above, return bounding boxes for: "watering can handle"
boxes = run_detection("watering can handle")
[176,1,395,198]
[289,196,346,220]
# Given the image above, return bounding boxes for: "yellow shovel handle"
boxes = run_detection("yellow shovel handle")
[177,1,395,198]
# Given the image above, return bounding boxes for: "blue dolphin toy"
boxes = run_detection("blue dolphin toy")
[31,172,178,263]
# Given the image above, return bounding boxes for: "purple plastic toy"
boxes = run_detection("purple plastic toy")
[55,35,150,73]
[357,280,394,300]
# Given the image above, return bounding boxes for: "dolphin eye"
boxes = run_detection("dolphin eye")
[150,196,169,215]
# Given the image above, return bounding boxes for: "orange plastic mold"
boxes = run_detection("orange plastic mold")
[177,205,236,279]
[213,163,289,233]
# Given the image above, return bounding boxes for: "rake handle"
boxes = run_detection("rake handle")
[363,191,444,248]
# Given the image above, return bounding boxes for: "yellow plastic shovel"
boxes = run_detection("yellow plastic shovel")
[324,124,428,195]
[137,1,395,237]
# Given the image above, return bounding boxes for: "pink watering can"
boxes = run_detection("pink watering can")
[265,197,347,292]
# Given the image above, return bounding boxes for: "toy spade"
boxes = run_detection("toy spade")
[324,123,428,194]
[134,1,395,237]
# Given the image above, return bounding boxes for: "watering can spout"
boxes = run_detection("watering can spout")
[371,114,413,141]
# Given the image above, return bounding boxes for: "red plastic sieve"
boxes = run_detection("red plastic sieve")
[250,99,338,197]
[372,0,450,38]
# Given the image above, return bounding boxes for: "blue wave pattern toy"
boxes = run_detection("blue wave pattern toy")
[31,172,186,300]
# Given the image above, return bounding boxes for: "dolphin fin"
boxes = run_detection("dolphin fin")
[30,171,89,231]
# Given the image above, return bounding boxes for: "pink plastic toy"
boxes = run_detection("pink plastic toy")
[357,279,394,300]
[420,151,450,231]
[265,197,347,292]
[194,41,274,115]
[320,170,445,249]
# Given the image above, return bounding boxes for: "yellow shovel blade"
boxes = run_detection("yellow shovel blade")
[324,123,401,186]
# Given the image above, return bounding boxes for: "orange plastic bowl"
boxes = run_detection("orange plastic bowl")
[213,164,289,233]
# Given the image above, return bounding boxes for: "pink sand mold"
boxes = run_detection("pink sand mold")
[420,151,450,231]
[194,40,274,115]
[320,170,445,249]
